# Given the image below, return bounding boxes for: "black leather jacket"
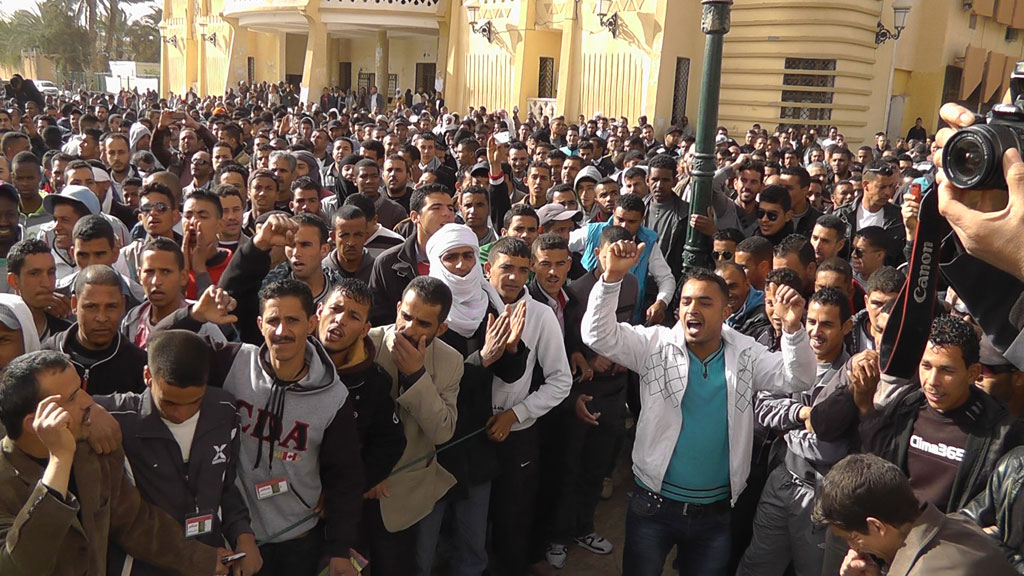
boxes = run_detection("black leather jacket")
[961,446,1024,573]
[861,386,1024,513]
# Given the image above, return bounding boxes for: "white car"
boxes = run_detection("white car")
[35,80,59,98]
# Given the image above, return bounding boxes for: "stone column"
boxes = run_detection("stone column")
[300,5,328,104]
[375,30,390,104]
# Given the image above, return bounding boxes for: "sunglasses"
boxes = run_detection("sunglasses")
[756,208,780,222]
[852,247,879,258]
[140,202,171,214]
[191,158,210,166]
[712,250,733,261]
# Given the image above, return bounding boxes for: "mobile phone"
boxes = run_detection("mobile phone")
[495,131,511,145]
[908,181,922,202]
[221,552,246,565]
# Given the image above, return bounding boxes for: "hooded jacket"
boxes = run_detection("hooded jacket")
[156,307,364,558]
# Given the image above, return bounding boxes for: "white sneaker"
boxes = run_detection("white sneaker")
[575,532,613,555]
[546,543,568,569]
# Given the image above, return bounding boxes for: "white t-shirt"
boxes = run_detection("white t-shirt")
[162,411,200,463]
[856,203,885,230]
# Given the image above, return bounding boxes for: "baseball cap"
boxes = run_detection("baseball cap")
[92,166,111,183]
[470,161,491,177]
[715,134,729,145]
[537,203,583,227]
[574,166,602,189]
[43,185,101,216]
[666,125,682,135]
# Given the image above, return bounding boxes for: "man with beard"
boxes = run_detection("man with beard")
[643,154,690,280]
[383,155,414,214]
[363,276,463,575]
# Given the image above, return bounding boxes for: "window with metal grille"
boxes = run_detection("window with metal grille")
[388,74,398,96]
[671,57,690,125]
[358,72,375,92]
[538,57,555,98]
[247,57,255,85]
[780,58,836,132]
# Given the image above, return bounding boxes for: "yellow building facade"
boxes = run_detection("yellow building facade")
[160,0,1024,144]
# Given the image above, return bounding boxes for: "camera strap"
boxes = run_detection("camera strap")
[880,179,946,378]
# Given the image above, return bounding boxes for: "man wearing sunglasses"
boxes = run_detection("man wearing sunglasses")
[834,161,904,261]
[850,227,889,286]
[120,183,182,283]
[754,185,794,247]
[183,150,213,195]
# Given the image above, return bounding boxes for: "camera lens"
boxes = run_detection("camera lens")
[944,129,997,190]
[943,124,1024,190]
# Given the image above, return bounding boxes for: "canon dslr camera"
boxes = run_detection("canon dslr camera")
[944,60,1024,190]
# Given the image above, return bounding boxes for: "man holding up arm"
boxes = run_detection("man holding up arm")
[582,242,816,576]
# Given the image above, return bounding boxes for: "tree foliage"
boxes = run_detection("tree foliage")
[0,0,161,73]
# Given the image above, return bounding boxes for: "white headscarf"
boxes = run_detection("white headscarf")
[0,294,41,362]
[426,223,498,338]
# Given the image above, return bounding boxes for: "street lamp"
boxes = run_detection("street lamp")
[682,0,732,274]
[202,32,218,47]
[163,35,179,48]
[465,0,494,43]
[596,0,620,39]
[876,2,911,44]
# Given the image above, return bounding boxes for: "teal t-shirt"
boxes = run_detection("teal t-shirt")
[655,345,731,504]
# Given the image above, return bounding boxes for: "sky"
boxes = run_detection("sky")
[0,0,160,21]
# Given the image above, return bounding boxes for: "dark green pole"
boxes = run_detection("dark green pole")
[682,0,732,274]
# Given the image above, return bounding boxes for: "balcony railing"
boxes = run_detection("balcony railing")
[223,0,440,16]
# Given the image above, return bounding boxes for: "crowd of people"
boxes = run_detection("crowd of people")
[0,73,1022,576]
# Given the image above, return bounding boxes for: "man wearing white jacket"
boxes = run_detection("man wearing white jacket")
[582,240,816,576]
[484,236,572,575]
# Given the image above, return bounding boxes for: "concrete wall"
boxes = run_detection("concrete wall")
[336,34,438,94]
[893,0,1024,137]
[719,0,896,145]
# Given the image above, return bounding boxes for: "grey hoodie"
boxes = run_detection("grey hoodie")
[220,337,361,555]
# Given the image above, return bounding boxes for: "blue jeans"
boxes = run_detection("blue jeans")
[623,487,732,576]
[414,481,491,576]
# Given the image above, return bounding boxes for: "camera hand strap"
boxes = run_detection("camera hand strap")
[880,179,945,378]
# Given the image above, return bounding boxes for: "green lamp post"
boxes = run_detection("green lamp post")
[682,0,733,274]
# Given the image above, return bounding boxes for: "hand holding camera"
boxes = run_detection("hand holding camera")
[936,96,1024,283]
